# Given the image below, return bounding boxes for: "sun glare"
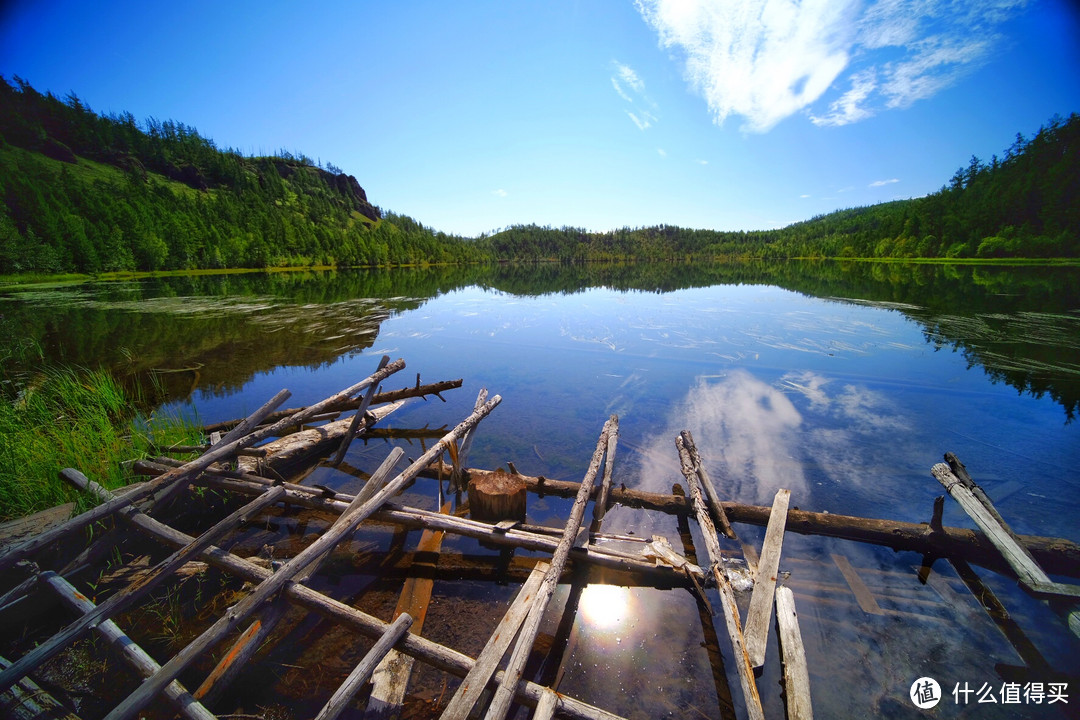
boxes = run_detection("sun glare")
[578,584,631,630]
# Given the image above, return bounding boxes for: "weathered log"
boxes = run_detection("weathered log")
[468,468,527,522]
[424,463,1080,578]
[237,401,403,476]
[680,436,764,720]
[0,482,285,696]
[60,471,625,720]
[330,355,390,466]
[40,572,215,720]
[106,394,501,720]
[484,415,618,720]
[0,654,82,720]
[679,431,735,539]
[202,377,463,434]
[439,563,548,720]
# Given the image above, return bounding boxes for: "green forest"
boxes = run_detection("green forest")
[0,75,1076,275]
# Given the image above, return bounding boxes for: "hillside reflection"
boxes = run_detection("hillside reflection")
[1,261,1076,417]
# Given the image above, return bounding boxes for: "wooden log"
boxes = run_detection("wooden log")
[532,689,560,720]
[105,394,501,720]
[743,488,791,668]
[439,563,549,720]
[365,501,451,720]
[936,456,1080,598]
[314,612,414,720]
[679,431,736,539]
[202,378,463,434]
[330,355,390,466]
[237,401,403,475]
[468,468,527,522]
[0,483,285,696]
[931,462,1052,590]
[40,572,215,720]
[0,654,82,720]
[774,586,813,720]
[681,439,764,720]
[62,471,625,720]
[484,416,618,720]
[425,463,1080,578]
[593,417,619,524]
[210,388,292,450]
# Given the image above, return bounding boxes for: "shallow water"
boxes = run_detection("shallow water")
[2,261,1078,718]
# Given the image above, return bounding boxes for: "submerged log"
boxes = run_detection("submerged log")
[468,468,526,522]
[423,463,1080,578]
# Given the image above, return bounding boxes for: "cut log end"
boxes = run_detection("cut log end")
[468,468,526,523]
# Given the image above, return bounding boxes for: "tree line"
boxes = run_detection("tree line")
[1,75,1076,275]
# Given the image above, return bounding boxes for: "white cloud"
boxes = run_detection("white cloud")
[696,158,709,165]
[612,60,658,130]
[657,147,668,157]
[869,178,899,187]
[492,188,508,197]
[800,193,812,198]
[635,0,1028,132]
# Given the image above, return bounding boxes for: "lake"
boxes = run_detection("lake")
[2,261,1078,718]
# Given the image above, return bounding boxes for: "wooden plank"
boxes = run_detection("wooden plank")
[40,572,216,720]
[743,488,791,668]
[830,554,884,615]
[677,436,764,720]
[365,501,452,720]
[483,416,618,720]
[0,484,285,696]
[438,563,548,720]
[774,587,813,720]
[314,613,414,720]
[105,394,501,720]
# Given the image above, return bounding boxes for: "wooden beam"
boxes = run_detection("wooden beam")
[330,355,390,466]
[831,554,884,615]
[774,587,813,720]
[679,431,736,539]
[743,488,791,668]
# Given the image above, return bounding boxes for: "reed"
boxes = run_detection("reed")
[0,366,200,521]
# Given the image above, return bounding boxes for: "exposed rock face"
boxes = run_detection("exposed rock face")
[164,163,209,191]
[41,137,77,164]
[323,169,380,222]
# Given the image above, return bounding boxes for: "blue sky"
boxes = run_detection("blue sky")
[1,1,1078,236]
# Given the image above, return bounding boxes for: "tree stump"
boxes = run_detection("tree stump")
[468,468,526,522]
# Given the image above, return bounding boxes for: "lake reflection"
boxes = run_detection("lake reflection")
[3,261,1079,718]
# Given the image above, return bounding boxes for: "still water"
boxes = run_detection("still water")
[3,261,1079,718]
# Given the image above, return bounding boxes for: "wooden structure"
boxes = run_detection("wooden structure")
[1,355,1079,720]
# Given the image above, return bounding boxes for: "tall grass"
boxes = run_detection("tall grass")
[0,367,201,521]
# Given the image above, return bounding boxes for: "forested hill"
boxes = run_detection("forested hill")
[0,76,483,273]
[0,75,1076,275]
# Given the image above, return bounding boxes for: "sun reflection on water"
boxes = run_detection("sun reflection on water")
[578,583,632,630]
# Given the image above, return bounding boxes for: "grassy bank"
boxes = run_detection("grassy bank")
[0,367,201,521]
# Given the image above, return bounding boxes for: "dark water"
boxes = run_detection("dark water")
[2,261,1079,718]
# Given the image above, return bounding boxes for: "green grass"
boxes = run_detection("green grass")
[0,367,202,521]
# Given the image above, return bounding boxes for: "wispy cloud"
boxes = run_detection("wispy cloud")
[800,193,812,198]
[657,147,668,157]
[492,188,508,198]
[635,0,1028,132]
[696,158,709,165]
[869,178,899,187]
[612,61,658,130]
